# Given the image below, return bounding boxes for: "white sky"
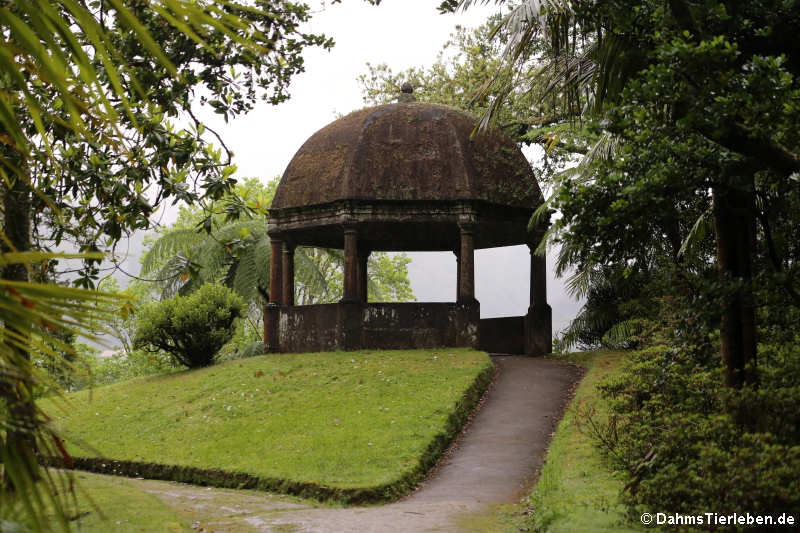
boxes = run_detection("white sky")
[139,0,582,335]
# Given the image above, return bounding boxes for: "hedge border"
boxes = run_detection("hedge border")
[45,357,496,505]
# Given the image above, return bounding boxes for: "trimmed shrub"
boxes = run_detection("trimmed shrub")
[133,284,245,368]
[588,340,800,530]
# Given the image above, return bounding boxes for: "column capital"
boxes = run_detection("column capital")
[458,221,477,234]
[526,235,546,252]
[341,222,359,235]
[267,224,285,239]
[526,227,547,246]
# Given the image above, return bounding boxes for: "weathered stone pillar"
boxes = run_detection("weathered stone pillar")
[269,237,284,305]
[357,250,370,303]
[342,226,359,303]
[338,226,361,350]
[525,239,552,355]
[282,243,295,307]
[264,236,283,353]
[458,224,476,303]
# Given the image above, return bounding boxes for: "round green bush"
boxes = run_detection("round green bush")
[133,284,246,368]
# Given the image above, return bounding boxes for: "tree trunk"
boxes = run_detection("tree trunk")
[2,171,36,486]
[712,173,758,389]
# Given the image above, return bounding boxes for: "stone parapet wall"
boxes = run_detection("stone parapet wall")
[478,316,525,355]
[276,302,480,353]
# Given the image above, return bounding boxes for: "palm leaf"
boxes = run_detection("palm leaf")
[1,252,121,532]
[678,206,713,259]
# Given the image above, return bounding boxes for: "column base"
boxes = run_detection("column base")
[524,304,552,356]
[454,300,480,348]
[337,301,363,351]
[263,302,281,353]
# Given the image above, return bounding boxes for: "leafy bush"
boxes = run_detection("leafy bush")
[586,337,800,530]
[133,284,245,368]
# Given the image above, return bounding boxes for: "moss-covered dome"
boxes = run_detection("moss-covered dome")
[272,102,542,210]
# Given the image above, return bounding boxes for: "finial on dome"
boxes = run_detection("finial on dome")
[398,82,416,103]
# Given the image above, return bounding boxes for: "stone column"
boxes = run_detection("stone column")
[282,243,295,307]
[458,224,476,303]
[357,250,370,303]
[342,227,359,303]
[269,237,284,305]
[339,226,361,350]
[264,236,283,353]
[525,239,552,355]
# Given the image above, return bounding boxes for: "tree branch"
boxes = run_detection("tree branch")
[698,121,800,176]
[533,135,589,155]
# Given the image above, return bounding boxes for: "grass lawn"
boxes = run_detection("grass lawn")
[54,473,193,533]
[519,350,644,533]
[42,348,492,501]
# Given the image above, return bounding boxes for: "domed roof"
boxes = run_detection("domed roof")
[272,102,542,211]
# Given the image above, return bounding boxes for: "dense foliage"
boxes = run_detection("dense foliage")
[590,308,800,528]
[452,0,800,526]
[133,283,245,368]
[3,1,337,287]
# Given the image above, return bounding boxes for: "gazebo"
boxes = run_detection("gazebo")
[264,87,551,355]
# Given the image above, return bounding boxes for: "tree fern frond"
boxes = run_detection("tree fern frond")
[556,310,592,353]
[295,247,333,302]
[210,219,266,242]
[601,318,642,348]
[152,254,195,299]
[196,237,233,283]
[140,228,200,275]
[222,257,240,290]
[252,235,271,295]
[231,251,260,301]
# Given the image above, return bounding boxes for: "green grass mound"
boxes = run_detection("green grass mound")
[43,349,493,503]
[522,351,643,532]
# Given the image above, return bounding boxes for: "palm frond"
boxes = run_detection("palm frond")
[564,264,594,299]
[678,206,713,259]
[1,252,121,532]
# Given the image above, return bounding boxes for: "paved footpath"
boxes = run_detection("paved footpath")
[130,356,582,533]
